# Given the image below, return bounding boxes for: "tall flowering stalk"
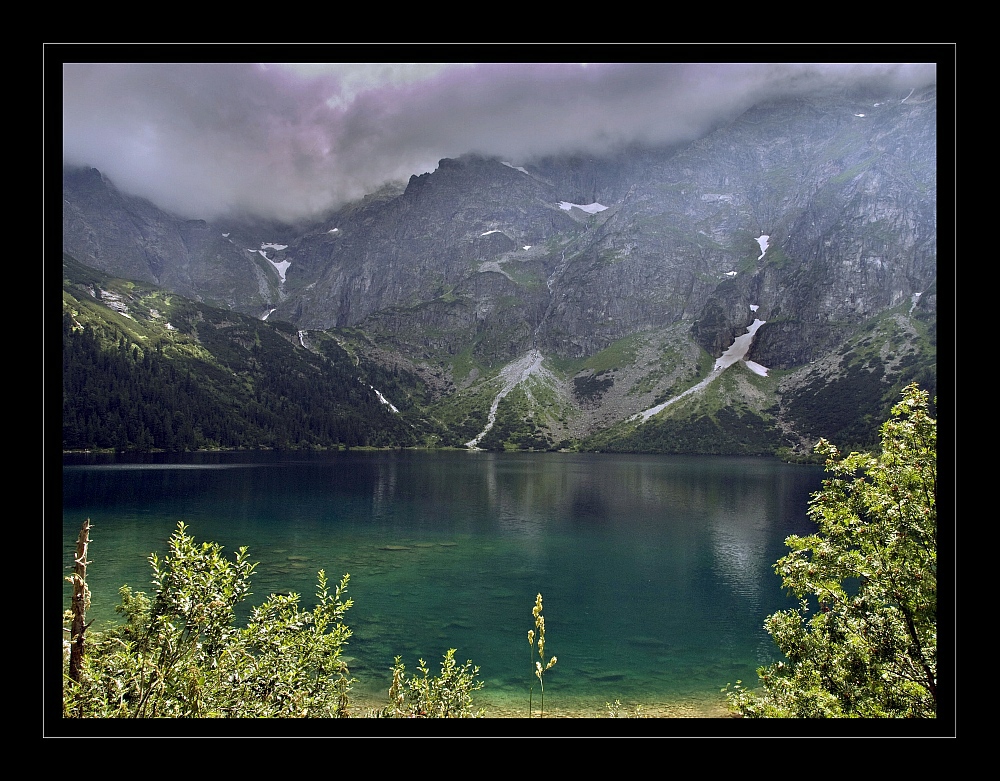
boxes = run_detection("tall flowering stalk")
[527,593,557,717]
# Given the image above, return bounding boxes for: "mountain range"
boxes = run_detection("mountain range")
[61,83,938,456]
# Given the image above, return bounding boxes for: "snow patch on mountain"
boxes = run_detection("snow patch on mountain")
[248,242,291,282]
[633,314,769,422]
[559,201,608,214]
[756,234,769,260]
[268,257,291,281]
[502,161,530,175]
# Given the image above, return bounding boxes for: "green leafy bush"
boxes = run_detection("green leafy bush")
[63,522,355,718]
[725,384,936,718]
[376,650,484,718]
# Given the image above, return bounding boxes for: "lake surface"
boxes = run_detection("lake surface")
[61,450,824,717]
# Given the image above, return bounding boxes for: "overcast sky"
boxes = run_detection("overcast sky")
[61,60,938,224]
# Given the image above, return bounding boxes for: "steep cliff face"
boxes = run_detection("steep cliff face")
[62,85,938,453]
[280,87,935,370]
[63,166,289,314]
[602,88,937,371]
[276,154,582,333]
[63,166,189,287]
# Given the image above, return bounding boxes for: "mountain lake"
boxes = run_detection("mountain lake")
[60,449,826,718]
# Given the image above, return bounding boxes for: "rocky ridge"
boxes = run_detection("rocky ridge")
[62,84,938,455]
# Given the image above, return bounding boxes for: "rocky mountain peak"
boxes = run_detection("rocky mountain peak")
[62,88,938,454]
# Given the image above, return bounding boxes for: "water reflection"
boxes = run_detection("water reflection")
[62,451,823,713]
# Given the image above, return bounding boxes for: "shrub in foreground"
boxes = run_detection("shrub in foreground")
[63,520,488,718]
[725,384,936,718]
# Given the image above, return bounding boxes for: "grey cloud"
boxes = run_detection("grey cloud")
[62,61,938,223]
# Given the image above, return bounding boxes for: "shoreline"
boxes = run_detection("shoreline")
[345,687,734,719]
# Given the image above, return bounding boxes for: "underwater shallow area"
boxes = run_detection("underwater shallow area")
[62,450,824,716]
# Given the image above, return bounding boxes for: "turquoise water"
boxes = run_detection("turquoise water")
[61,450,823,716]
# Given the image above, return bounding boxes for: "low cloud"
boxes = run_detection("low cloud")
[62,61,937,223]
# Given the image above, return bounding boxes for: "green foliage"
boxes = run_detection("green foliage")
[476,386,556,451]
[582,361,783,455]
[61,521,493,719]
[503,259,549,289]
[527,593,557,717]
[376,650,484,718]
[726,384,936,718]
[448,345,486,387]
[62,264,430,452]
[63,522,355,718]
[587,402,780,455]
[548,333,644,377]
[783,314,937,453]
[761,246,792,269]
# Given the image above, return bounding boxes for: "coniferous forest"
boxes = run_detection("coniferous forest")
[61,257,437,452]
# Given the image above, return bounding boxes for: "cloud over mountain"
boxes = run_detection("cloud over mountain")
[62,61,938,223]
